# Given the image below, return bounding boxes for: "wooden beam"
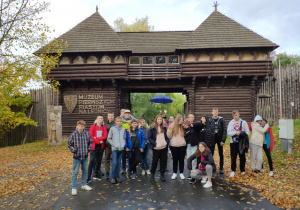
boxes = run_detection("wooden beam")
[206,76,211,88]
[236,75,242,87]
[222,75,227,87]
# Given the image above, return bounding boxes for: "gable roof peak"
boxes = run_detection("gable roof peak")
[177,10,278,50]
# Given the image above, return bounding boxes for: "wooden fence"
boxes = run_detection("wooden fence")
[257,65,300,126]
[0,88,59,147]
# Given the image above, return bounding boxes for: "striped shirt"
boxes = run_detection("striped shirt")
[68,129,93,160]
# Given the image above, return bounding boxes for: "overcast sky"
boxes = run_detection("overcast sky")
[41,0,300,54]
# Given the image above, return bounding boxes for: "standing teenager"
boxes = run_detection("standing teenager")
[107,116,126,184]
[209,108,227,174]
[167,114,187,180]
[191,115,214,152]
[139,118,150,175]
[125,119,146,180]
[68,120,93,195]
[104,112,115,179]
[261,118,274,176]
[249,115,269,173]
[185,114,199,179]
[87,116,107,182]
[149,115,170,182]
[227,110,250,177]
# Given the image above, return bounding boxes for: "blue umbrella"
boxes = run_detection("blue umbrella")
[150,95,173,104]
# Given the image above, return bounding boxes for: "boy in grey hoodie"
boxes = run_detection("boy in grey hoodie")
[107,116,126,184]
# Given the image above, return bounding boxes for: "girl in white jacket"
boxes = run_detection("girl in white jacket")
[249,115,269,173]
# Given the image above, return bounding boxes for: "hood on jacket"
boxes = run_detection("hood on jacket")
[254,115,263,122]
[201,115,210,128]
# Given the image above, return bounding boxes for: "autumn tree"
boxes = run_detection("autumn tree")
[0,0,63,137]
[113,16,154,32]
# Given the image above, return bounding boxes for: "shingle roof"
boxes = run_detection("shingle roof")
[178,11,278,50]
[117,31,191,53]
[40,12,131,53]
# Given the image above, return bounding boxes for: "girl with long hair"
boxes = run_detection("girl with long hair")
[167,114,187,180]
[187,142,216,188]
[148,115,170,182]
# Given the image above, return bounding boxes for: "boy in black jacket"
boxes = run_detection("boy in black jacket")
[209,108,227,174]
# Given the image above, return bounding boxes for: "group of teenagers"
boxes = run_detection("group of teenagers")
[68,108,274,196]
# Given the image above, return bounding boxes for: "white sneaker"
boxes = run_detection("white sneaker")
[71,189,77,196]
[141,170,145,175]
[201,176,207,183]
[146,170,151,175]
[269,171,273,176]
[81,185,92,191]
[179,173,185,180]
[241,172,245,175]
[203,181,212,188]
[171,173,177,180]
[260,169,264,173]
[229,171,235,177]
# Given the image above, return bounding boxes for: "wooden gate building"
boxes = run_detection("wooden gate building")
[42,8,278,135]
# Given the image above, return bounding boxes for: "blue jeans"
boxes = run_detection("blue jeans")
[186,144,197,170]
[111,150,123,178]
[141,146,150,170]
[72,157,88,189]
[122,149,127,169]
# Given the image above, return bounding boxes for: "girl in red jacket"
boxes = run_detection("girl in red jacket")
[87,116,107,183]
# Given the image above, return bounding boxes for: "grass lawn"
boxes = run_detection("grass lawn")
[0,120,299,209]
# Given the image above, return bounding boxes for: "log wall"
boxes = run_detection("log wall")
[61,82,118,136]
[257,65,300,125]
[193,77,254,123]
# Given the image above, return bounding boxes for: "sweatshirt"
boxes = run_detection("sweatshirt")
[107,126,126,151]
[250,122,269,146]
[227,118,250,143]
[167,128,186,147]
[89,124,107,150]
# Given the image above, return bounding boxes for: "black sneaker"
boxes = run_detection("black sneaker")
[186,176,192,180]
[87,179,91,184]
[189,178,196,184]
[150,174,155,182]
[94,176,101,180]
[116,177,122,183]
[160,174,165,182]
[219,169,224,174]
[105,172,110,179]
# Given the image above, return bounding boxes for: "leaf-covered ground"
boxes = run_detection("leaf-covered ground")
[216,119,300,209]
[0,120,299,209]
[0,140,73,209]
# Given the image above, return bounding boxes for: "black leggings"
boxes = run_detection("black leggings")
[170,146,186,173]
[262,144,273,171]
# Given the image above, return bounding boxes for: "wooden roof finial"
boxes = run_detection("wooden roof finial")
[213,1,219,12]
[96,5,99,13]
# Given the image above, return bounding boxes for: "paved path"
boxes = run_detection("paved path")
[53,156,279,210]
